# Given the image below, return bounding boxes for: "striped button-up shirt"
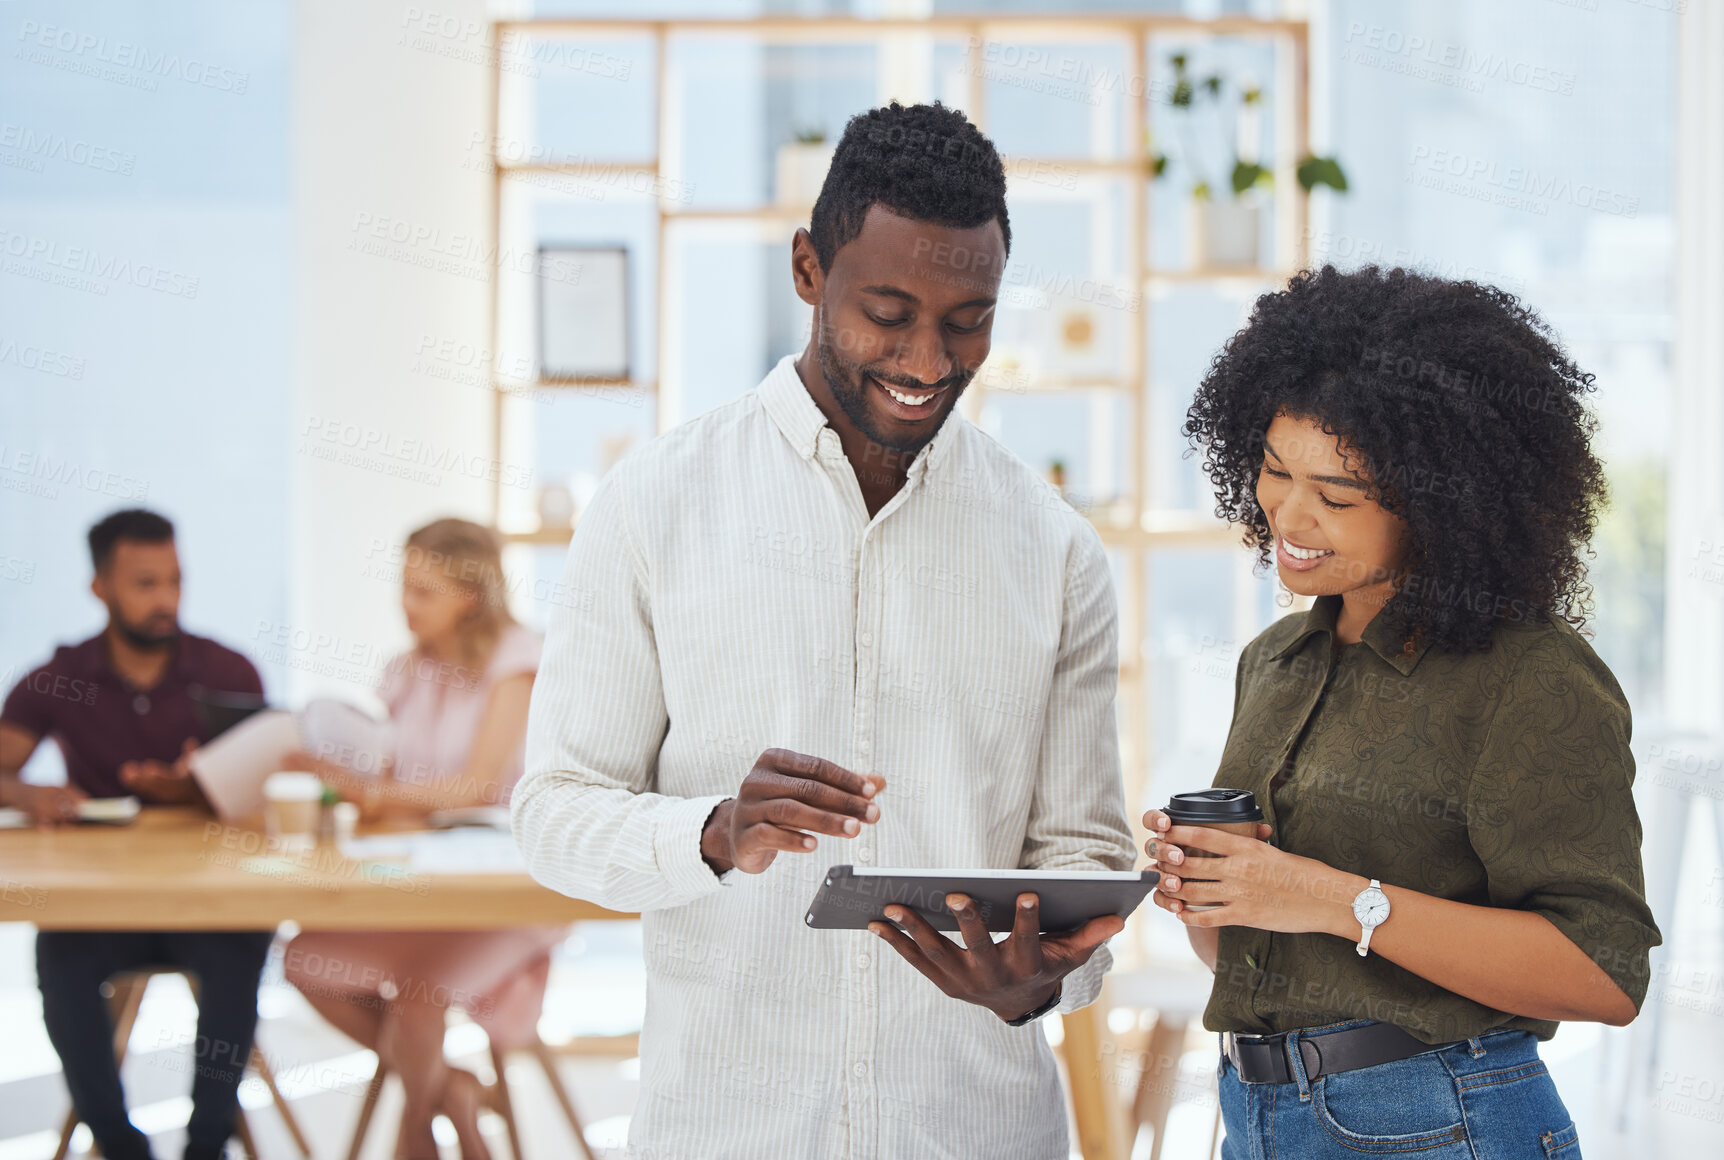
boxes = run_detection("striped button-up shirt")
[514,355,1134,1160]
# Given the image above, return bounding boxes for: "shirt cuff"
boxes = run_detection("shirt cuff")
[656,794,737,903]
[1056,942,1113,1014]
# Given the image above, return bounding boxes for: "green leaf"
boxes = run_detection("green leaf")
[1171,78,1193,107]
[1152,152,1168,178]
[1192,181,1213,201]
[1296,155,1349,193]
[1202,75,1222,98]
[1242,86,1263,105]
[1230,160,1272,196]
[1170,52,1188,72]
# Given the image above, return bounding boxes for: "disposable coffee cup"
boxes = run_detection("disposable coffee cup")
[264,771,324,853]
[1163,789,1264,912]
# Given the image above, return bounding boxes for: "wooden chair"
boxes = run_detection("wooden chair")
[53,968,311,1160]
[1100,962,1226,1160]
[344,1032,597,1160]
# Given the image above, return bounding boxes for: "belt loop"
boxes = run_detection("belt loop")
[1286,1029,1313,1101]
[1466,1036,1486,1059]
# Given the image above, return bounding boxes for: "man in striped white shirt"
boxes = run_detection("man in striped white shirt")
[515,101,1135,1160]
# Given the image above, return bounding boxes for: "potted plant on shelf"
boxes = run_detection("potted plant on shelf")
[775,126,834,207]
[1151,53,1348,270]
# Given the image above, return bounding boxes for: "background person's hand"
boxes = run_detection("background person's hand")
[1141,807,1273,918]
[870,891,1122,1022]
[9,782,88,828]
[700,748,884,875]
[118,739,203,804]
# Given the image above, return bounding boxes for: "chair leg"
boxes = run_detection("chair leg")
[250,1043,312,1158]
[1135,1015,1188,1160]
[52,1108,78,1160]
[488,1045,526,1160]
[345,1060,389,1160]
[528,1041,595,1160]
[107,977,148,1066]
[234,1110,259,1160]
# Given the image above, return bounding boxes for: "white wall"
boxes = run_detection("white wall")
[0,1,291,781]
[1668,1,1724,732]
[288,0,499,704]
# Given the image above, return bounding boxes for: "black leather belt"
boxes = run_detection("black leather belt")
[1223,1022,1460,1085]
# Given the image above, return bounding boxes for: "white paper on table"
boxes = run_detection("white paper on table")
[406,829,529,875]
[336,833,420,861]
[187,710,304,821]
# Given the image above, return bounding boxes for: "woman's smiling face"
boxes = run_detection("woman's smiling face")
[1255,411,1408,601]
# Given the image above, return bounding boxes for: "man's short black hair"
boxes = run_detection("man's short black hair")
[89,508,174,572]
[809,101,1010,271]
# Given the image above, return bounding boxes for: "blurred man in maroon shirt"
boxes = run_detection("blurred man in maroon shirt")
[0,509,273,1160]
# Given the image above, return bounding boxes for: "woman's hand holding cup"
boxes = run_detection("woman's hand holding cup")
[1143,790,1272,917]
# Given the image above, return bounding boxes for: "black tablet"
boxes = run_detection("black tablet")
[805,865,1161,935]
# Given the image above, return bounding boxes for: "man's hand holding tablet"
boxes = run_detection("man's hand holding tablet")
[699,748,885,875]
[869,891,1125,1024]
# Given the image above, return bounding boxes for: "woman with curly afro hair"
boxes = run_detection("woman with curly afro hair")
[1140,266,1659,1158]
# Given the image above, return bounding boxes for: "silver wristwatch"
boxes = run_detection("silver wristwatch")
[1351,879,1390,957]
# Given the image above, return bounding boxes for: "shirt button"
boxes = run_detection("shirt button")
[859,631,874,647]
[858,848,874,863]
[856,953,871,968]
[853,1062,868,1077]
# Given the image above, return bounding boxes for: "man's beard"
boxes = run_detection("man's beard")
[817,320,973,456]
[113,612,179,650]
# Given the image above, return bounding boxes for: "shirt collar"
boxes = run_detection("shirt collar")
[1266,594,1433,676]
[756,354,964,481]
[79,629,193,689]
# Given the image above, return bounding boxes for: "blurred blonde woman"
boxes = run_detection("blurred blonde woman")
[284,519,561,1160]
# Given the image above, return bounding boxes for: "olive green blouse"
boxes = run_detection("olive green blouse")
[1203,594,1661,1044]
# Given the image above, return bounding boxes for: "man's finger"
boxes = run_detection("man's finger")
[747,770,879,823]
[884,905,959,974]
[756,796,865,838]
[945,893,999,958]
[1001,892,1044,974]
[758,748,885,800]
[868,921,954,996]
[1041,914,1125,959]
[740,822,819,854]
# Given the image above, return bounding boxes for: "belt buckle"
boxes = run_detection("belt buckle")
[1227,1031,1273,1057]
[1224,1032,1283,1081]
[1227,1027,1296,1082]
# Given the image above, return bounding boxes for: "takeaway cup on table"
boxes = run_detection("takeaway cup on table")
[263,771,323,853]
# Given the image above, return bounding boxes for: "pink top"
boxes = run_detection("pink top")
[380,622,541,795]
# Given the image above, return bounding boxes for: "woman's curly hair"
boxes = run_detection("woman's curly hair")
[1183,264,1606,654]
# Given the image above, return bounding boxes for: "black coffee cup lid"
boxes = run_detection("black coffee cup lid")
[1164,789,1263,824]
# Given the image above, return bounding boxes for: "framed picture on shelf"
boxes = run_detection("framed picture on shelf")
[537,244,629,382]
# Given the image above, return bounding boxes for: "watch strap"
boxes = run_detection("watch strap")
[1006,984,1063,1026]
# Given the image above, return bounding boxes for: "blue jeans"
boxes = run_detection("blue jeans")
[1218,1021,1581,1159]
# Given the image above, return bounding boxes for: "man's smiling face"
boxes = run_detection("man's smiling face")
[809,204,1006,456]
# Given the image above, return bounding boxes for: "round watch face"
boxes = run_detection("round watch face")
[1353,890,1390,926]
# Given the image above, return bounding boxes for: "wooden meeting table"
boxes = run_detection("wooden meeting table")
[0,807,1124,1159]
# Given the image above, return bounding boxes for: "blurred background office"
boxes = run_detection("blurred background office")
[1,1,1720,1158]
